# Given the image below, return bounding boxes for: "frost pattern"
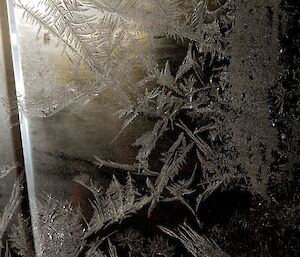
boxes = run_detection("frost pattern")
[10,0,199,117]
[7,0,237,256]
[160,223,229,257]
[32,196,85,257]
[75,173,151,238]
[0,175,23,247]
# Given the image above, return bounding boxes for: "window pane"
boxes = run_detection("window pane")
[4,1,300,257]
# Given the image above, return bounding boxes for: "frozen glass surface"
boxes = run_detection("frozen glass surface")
[3,0,300,257]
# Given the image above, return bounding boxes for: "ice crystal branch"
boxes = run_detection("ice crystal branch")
[160,223,229,257]
[148,133,194,215]
[81,0,198,42]
[33,196,85,257]
[115,228,175,257]
[0,176,23,244]
[14,0,103,71]
[77,174,151,238]
[163,164,197,217]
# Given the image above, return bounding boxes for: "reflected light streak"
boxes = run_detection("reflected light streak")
[6,0,41,255]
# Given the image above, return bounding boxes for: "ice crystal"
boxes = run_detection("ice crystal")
[76,173,151,238]
[32,196,85,257]
[114,228,175,257]
[0,176,23,245]
[160,223,229,257]
[147,133,194,216]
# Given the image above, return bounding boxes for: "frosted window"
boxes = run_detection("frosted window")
[1,1,299,257]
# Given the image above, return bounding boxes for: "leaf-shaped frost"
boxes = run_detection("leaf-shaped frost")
[82,0,197,42]
[175,44,195,82]
[164,165,197,218]
[0,176,23,243]
[32,196,85,257]
[133,119,169,172]
[15,0,103,71]
[94,157,139,172]
[148,133,194,216]
[85,174,150,238]
[160,223,230,257]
